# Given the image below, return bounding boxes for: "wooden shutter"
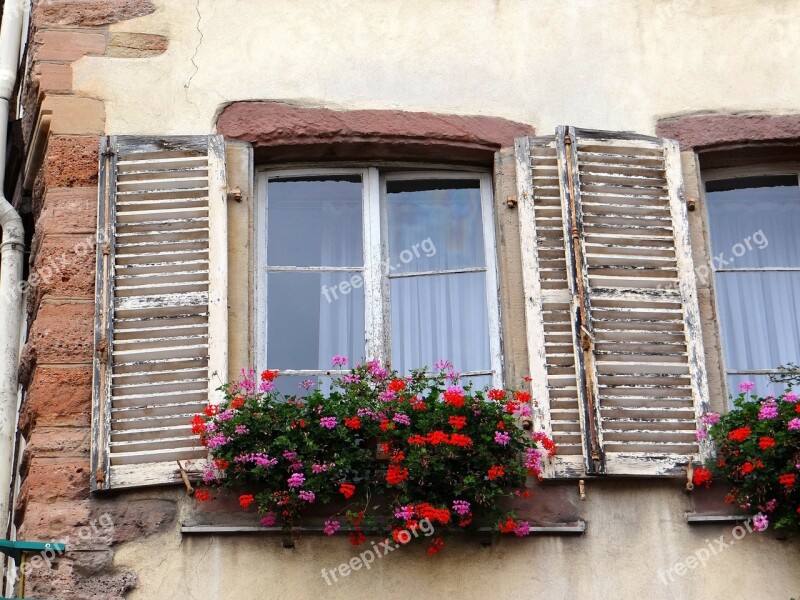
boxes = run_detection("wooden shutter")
[92,136,228,490]
[516,127,710,477]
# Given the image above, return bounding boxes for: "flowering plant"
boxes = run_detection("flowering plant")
[191,358,556,553]
[694,381,800,534]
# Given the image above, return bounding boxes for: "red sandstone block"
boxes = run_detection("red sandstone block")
[33,30,106,62]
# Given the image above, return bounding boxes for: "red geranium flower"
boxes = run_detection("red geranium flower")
[231,396,245,410]
[339,483,356,499]
[487,389,506,401]
[349,531,366,546]
[261,369,279,381]
[741,462,755,474]
[448,415,467,430]
[195,489,211,502]
[728,426,751,442]
[386,465,409,486]
[388,379,406,393]
[692,466,712,487]
[239,494,256,509]
[758,436,776,450]
[426,537,445,556]
[344,416,361,430]
[410,398,427,411]
[213,458,229,471]
[448,433,473,448]
[443,389,465,408]
[488,465,504,480]
[204,404,219,417]
[190,414,205,435]
[514,391,531,403]
[408,435,426,445]
[498,516,516,533]
[779,473,796,488]
[427,430,449,445]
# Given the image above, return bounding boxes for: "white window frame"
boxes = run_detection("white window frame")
[702,164,800,398]
[254,166,503,387]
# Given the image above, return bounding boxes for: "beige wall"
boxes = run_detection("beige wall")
[116,484,800,600]
[74,0,800,136]
[62,1,800,597]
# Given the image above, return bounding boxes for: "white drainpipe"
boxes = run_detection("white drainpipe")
[0,0,28,536]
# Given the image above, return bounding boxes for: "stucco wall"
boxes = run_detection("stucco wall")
[116,483,800,600]
[14,0,800,598]
[73,0,800,135]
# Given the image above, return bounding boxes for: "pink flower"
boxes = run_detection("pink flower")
[433,360,453,371]
[331,355,348,367]
[217,410,234,422]
[260,513,277,527]
[494,431,511,446]
[298,490,316,503]
[394,505,414,520]
[259,380,275,393]
[695,428,708,440]
[342,374,361,384]
[525,447,542,472]
[701,412,720,426]
[393,413,411,426]
[206,434,228,449]
[783,392,799,403]
[513,520,530,537]
[299,379,314,390]
[320,416,337,429]
[287,473,305,488]
[753,513,768,532]
[739,381,756,393]
[788,418,800,431]
[764,499,778,512]
[758,400,778,420]
[234,424,249,435]
[378,391,396,402]
[452,500,471,516]
[323,520,340,535]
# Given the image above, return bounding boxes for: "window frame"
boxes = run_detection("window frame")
[254,164,503,387]
[701,164,800,399]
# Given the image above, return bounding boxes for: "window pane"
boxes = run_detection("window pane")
[272,375,337,397]
[715,271,800,371]
[706,177,800,268]
[386,179,484,273]
[267,272,365,370]
[727,374,797,401]
[267,176,363,267]
[391,272,489,374]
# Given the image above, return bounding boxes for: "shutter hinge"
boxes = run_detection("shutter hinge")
[97,337,109,363]
[101,242,110,256]
[580,327,593,352]
[95,468,105,485]
[686,196,697,211]
[227,186,242,203]
[505,195,518,209]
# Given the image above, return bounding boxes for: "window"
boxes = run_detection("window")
[255,168,502,394]
[704,173,800,397]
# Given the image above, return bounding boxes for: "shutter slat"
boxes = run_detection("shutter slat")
[92,135,227,491]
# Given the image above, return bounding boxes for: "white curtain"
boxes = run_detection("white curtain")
[391,273,490,375]
[707,181,800,396]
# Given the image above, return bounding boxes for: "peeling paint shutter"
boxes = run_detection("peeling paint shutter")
[516,127,710,478]
[92,136,228,490]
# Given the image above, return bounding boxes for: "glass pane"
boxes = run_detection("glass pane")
[391,272,490,375]
[386,179,484,273]
[715,271,800,371]
[727,374,797,402]
[271,375,336,398]
[267,272,365,370]
[706,176,800,268]
[460,374,493,392]
[267,175,363,267]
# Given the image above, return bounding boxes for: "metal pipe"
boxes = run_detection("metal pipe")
[0,0,28,537]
